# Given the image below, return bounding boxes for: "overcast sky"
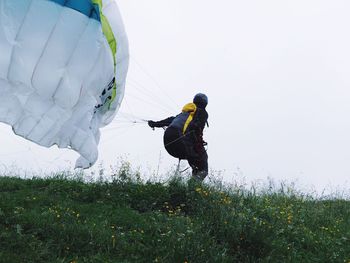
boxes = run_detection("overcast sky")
[1,0,350,193]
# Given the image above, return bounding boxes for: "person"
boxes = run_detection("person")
[148,93,209,181]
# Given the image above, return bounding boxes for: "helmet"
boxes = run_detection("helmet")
[193,93,208,108]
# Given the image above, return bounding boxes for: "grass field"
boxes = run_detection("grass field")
[0,164,349,262]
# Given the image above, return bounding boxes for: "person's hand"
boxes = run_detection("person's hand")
[148,120,156,128]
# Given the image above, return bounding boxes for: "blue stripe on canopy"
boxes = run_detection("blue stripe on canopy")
[47,0,100,20]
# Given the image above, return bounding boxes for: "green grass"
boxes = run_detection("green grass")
[0,165,349,263]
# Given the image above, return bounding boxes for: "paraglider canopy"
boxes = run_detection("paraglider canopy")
[0,0,129,168]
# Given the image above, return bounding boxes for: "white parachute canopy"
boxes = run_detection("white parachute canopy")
[0,0,129,168]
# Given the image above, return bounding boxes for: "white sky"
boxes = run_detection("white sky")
[1,0,350,193]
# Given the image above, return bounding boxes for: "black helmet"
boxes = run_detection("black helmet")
[193,93,208,108]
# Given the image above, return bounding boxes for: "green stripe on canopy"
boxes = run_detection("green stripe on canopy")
[91,0,118,108]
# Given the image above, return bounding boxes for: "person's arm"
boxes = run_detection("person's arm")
[186,109,208,144]
[148,116,175,128]
[190,109,208,132]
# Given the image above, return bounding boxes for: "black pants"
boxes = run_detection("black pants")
[163,127,208,179]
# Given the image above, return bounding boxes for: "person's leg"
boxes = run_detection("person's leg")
[188,148,208,181]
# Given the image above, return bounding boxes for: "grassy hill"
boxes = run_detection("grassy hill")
[0,165,349,263]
